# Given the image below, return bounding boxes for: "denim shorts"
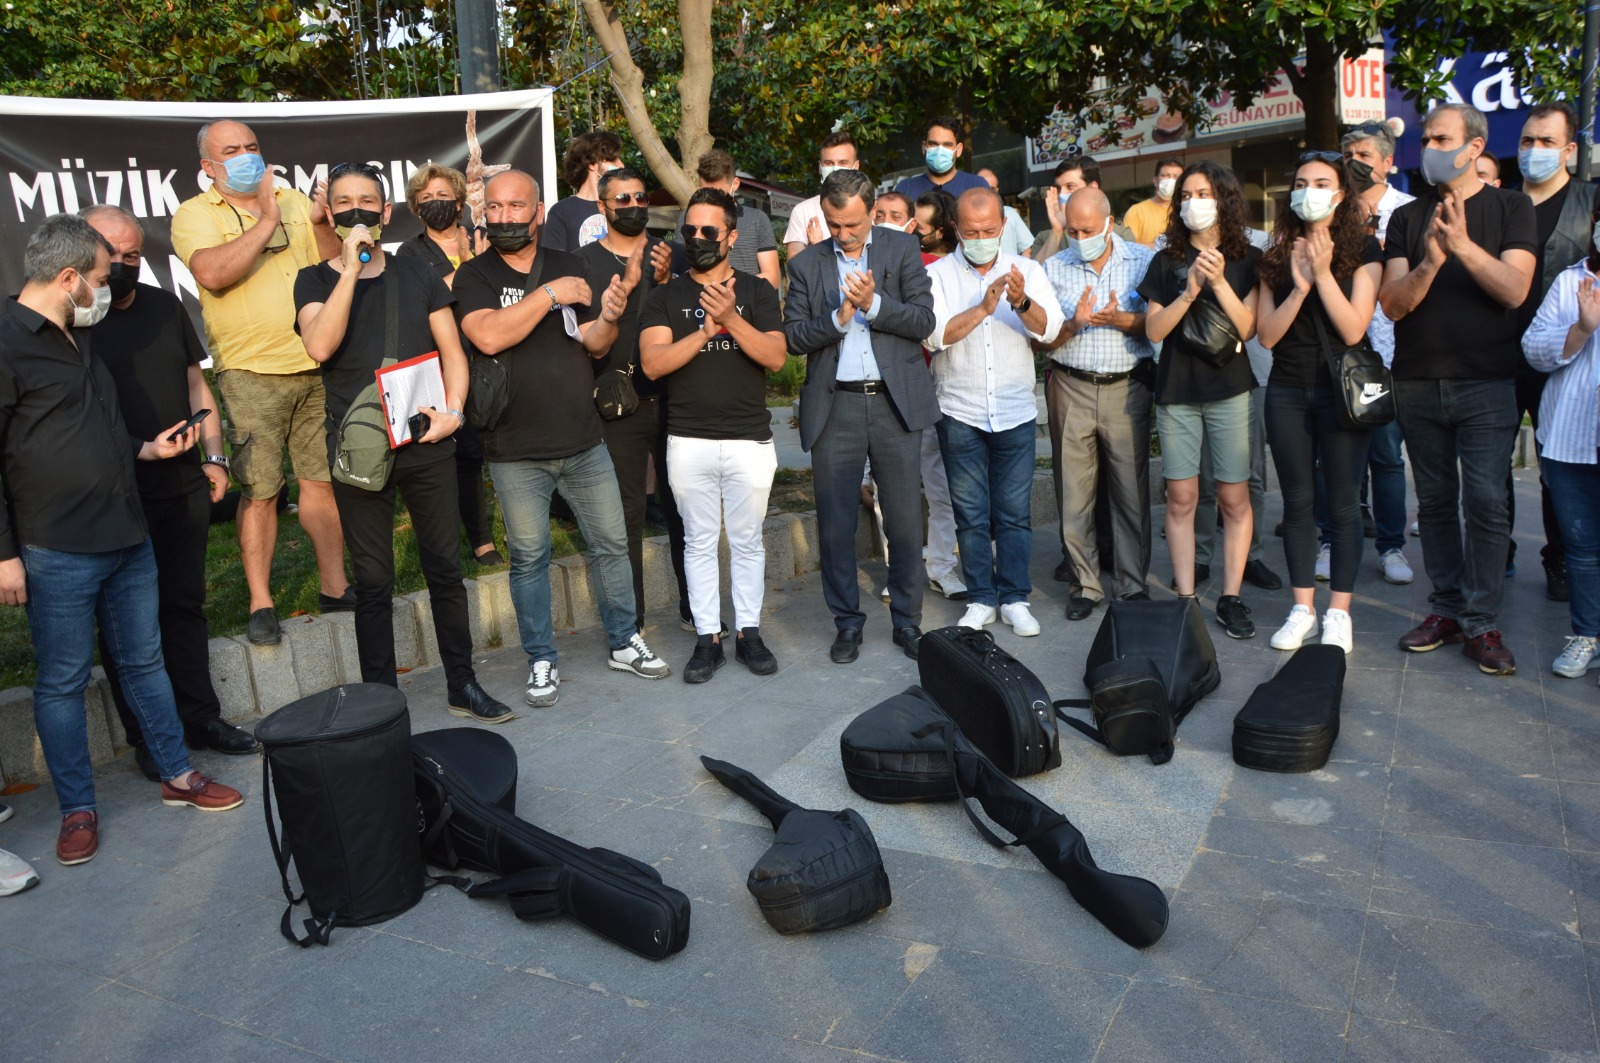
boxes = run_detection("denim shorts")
[1156,391,1252,483]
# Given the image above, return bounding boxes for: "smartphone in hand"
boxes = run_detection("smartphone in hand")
[166,408,211,442]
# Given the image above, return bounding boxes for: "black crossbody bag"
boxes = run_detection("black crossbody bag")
[465,252,546,431]
[1313,311,1394,430]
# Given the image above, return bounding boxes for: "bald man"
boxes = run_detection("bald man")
[170,120,350,649]
[1037,188,1158,617]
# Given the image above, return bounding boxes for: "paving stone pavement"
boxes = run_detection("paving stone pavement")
[3,470,1599,1062]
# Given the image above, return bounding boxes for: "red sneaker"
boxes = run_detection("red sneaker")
[1398,614,1466,652]
[161,771,244,812]
[57,810,98,865]
[1463,630,1516,676]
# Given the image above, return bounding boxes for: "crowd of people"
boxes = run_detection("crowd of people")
[0,99,1596,898]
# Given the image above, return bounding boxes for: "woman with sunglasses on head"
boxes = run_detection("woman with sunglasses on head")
[1522,211,1600,682]
[1254,153,1384,654]
[1138,160,1261,639]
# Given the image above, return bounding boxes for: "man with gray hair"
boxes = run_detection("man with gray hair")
[786,168,938,661]
[0,214,246,871]
[1382,103,1538,675]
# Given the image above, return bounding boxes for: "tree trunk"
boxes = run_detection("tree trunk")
[675,0,715,186]
[579,0,698,205]
[1295,27,1341,151]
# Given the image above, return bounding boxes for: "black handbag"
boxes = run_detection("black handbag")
[1314,312,1394,430]
[464,252,546,431]
[593,361,640,421]
[700,756,892,934]
[1176,289,1242,369]
[916,626,1061,777]
[257,683,424,946]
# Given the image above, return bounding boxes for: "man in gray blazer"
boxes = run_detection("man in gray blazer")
[785,169,939,662]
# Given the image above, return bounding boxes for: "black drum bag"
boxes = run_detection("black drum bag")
[414,728,690,960]
[917,626,1061,776]
[1233,645,1345,773]
[839,687,960,803]
[701,756,892,934]
[257,683,423,947]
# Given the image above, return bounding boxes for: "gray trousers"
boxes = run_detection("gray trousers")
[812,390,925,631]
[1049,369,1152,600]
[1196,385,1267,567]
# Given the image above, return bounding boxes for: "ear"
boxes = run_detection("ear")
[954,143,964,159]
[381,201,394,226]
[729,177,740,195]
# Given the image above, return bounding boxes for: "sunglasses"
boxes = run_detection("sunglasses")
[1299,150,1345,165]
[1352,122,1387,136]
[225,201,289,254]
[680,224,726,242]
[328,161,384,183]
[606,192,651,206]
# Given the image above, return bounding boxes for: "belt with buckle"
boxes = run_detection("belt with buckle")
[1060,365,1131,386]
[835,379,886,395]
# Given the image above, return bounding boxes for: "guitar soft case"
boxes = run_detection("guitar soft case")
[839,686,959,803]
[1232,645,1344,773]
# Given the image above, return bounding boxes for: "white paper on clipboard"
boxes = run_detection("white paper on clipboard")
[375,352,447,447]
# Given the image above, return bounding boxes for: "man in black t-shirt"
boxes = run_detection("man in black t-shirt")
[294,163,512,724]
[83,205,259,775]
[455,170,670,709]
[1381,103,1538,675]
[639,188,788,683]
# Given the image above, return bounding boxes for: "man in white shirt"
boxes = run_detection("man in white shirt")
[783,131,862,260]
[926,188,1064,636]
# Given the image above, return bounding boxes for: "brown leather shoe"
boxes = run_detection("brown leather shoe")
[1463,630,1516,675]
[161,771,244,812]
[57,811,98,865]
[1398,613,1466,652]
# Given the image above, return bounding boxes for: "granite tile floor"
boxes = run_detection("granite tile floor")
[3,470,1598,1062]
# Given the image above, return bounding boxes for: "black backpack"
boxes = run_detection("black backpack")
[1054,598,1221,764]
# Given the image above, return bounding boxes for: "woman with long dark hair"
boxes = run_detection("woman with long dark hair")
[1523,208,1600,681]
[1255,153,1383,654]
[1138,160,1261,639]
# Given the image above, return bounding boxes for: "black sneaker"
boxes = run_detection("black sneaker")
[684,634,725,684]
[735,627,778,675]
[1216,595,1255,639]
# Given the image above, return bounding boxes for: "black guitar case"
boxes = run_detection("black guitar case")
[1232,644,1345,772]
[917,626,1061,776]
[839,686,959,803]
[701,756,892,933]
[413,727,690,960]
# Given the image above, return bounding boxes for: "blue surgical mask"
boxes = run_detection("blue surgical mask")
[1421,145,1472,187]
[925,146,956,175]
[1067,218,1111,262]
[962,236,1000,265]
[217,152,267,194]
[1518,146,1565,184]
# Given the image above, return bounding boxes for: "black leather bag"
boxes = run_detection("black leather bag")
[413,727,691,960]
[593,362,640,421]
[464,252,546,431]
[1176,290,1242,369]
[1055,598,1220,764]
[257,684,423,946]
[700,756,892,934]
[1232,644,1345,772]
[839,686,960,803]
[1315,313,1394,430]
[917,626,1061,776]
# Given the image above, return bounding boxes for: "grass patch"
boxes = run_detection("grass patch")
[769,467,816,514]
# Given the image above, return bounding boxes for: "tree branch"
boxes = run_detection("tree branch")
[580,0,695,205]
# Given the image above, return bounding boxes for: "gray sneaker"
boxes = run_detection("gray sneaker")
[609,633,671,679]
[1553,636,1599,679]
[0,847,39,896]
[525,661,560,707]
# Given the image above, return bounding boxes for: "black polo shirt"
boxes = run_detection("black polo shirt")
[0,298,147,559]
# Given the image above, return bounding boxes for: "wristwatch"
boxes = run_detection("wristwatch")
[203,453,230,470]
[445,408,465,424]
[1016,295,1033,314]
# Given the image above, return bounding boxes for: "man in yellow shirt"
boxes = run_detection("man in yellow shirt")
[1121,157,1184,247]
[170,120,350,645]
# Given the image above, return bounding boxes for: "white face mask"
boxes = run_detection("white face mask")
[819,163,842,184]
[1067,217,1112,262]
[962,237,1001,265]
[1592,219,1600,250]
[69,276,112,328]
[1179,198,1217,232]
[1156,177,1177,200]
[1289,187,1340,223]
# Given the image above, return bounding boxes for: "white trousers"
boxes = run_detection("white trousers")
[666,435,777,635]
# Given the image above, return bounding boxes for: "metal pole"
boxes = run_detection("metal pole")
[1582,0,1599,180]
[456,0,502,94]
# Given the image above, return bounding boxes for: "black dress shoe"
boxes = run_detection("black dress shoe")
[830,628,864,664]
[1168,565,1210,592]
[132,744,160,782]
[448,681,516,724]
[892,625,922,659]
[188,718,262,755]
[472,547,505,566]
[318,588,357,613]
[247,607,281,645]
[1121,592,1152,601]
[1065,596,1099,621]
[1053,557,1074,583]
[735,627,778,675]
[1242,559,1283,591]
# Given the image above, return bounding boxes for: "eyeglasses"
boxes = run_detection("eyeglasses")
[1298,150,1345,165]
[606,192,651,206]
[225,201,289,254]
[680,224,726,242]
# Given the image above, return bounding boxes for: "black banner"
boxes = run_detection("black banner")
[0,91,554,348]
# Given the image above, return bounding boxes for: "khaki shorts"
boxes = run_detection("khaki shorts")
[217,369,331,499]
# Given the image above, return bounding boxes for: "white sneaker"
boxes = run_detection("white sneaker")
[929,572,969,599]
[525,661,560,707]
[1553,636,1600,679]
[1314,543,1331,582]
[1380,548,1414,585]
[0,847,39,897]
[1269,604,1318,650]
[1410,520,1420,537]
[609,633,671,679]
[958,603,997,629]
[1000,602,1041,637]
[878,586,890,603]
[1320,608,1353,655]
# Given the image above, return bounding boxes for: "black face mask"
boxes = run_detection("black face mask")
[686,237,727,272]
[486,221,535,253]
[1345,158,1377,193]
[331,207,383,234]
[106,262,137,302]
[416,199,460,232]
[918,231,942,254]
[609,206,649,238]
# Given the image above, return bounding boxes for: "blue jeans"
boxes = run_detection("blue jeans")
[23,540,192,813]
[489,443,638,668]
[1366,419,1408,554]
[1542,457,1600,638]
[937,416,1035,607]
[1394,378,1518,638]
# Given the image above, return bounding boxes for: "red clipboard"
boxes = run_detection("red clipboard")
[374,351,446,447]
